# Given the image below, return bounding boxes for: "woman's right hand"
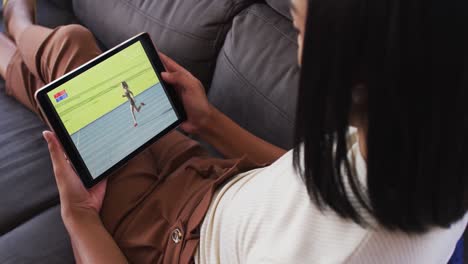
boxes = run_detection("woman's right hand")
[159,53,286,163]
[43,131,107,227]
[159,53,215,136]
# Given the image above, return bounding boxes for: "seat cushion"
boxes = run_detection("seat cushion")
[0,206,73,264]
[72,0,256,88]
[208,4,299,149]
[0,1,76,261]
[0,0,79,235]
[0,82,72,262]
[0,83,60,234]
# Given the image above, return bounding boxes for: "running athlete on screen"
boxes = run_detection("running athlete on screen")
[121,81,145,127]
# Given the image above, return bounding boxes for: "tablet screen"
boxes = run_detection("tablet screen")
[46,41,179,179]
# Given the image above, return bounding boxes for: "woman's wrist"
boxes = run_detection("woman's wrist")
[62,206,101,233]
[195,105,222,139]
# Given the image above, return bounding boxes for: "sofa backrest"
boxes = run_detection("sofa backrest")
[72,0,299,150]
[265,0,293,20]
[208,4,299,149]
[72,0,255,88]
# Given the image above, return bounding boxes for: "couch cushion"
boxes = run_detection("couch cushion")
[36,0,78,28]
[265,0,293,20]
[0,83,60,235]
[42,0,74,14]
[0,83,70,262]
[0,0,78,236]
[0,0,77,32]
[0,206,73,264]
[0,2,76,262]
[72,0,255,88]
[208,4,299,149]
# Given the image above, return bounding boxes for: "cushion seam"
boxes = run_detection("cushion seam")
[219,50,293,123]
[119,0,216,43]
[0,197,60,236]
[265,1,293,21]
[213,1,254,53]
[209,1,253,88]
[235,7,297,45]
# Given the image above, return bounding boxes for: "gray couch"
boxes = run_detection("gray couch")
[0,0,299,262]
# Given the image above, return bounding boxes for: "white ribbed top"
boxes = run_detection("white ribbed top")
[195,138,467,263]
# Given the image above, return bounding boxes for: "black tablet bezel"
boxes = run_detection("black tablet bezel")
[35,32,186,188]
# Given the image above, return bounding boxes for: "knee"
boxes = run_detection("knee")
[43,24,100,81]
[55,24,95,46]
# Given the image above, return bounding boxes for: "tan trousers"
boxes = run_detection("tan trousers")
[5,24,259,263]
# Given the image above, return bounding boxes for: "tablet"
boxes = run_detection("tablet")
[35,33,186,188]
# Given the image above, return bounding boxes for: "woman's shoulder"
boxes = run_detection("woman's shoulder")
[217,150,372,262]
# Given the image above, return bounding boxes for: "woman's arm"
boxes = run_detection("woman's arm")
[198,107,286,164]
[43,131,127,264]
[65,210,127,264]
[71,238,83,264]
[159,53,286,164]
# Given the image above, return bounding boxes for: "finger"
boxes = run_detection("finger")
[158,52,171,71]
[158,52,185,73]
[43,131,73,186]
[43,131,68,170]
[161,72,187,93]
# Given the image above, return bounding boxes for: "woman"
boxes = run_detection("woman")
[121,81,145,127]
[1,0,466,263]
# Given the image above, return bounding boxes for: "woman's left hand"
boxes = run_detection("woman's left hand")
[159,53,215,136]
[43,131,107,225]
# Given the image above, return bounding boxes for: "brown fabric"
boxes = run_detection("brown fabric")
[5,24,261,263]
[102,133,259,263]
[6,24,100,116]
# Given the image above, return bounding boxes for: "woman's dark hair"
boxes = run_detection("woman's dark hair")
[121,81,128,89]
[294,0,467,233]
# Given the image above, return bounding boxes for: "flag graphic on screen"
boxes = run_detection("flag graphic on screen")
[54,90,68,103]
